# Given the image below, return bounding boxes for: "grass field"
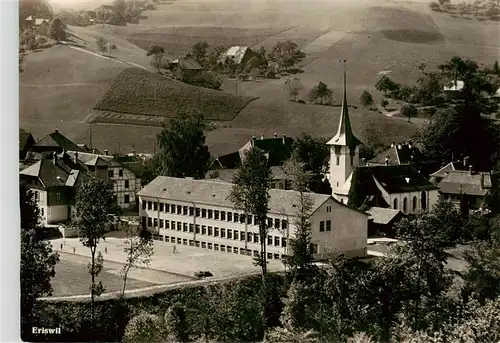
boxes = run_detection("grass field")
[93,68,257,120]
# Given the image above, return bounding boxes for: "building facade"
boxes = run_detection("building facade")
[138,176,368,261]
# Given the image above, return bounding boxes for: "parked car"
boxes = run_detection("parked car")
[194,271,213,278]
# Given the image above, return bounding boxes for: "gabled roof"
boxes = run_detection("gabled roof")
[34,129,84,152]
[430,161,469,178]
[368,142,426,166]
[327,71,362,150]
[138,176,337,217]
[366,207,403,225]
[220,46,249,64]
[20,154,87,189]
[65,151,111,167]
[25,15,34,21]
[19,129,35,152]
[437,170,492,196]
[35,18,49,26]
[171,58,203,70]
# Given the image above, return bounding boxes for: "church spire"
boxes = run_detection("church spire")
[327,63,362,150]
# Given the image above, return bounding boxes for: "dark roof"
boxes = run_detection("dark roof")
[206,166,287,183]
[19,153,88,189]
[369,142,427,165]
[366,207,403,225]
[173,58,203,70]
[437,170,492,196]
[33,129,84,152]
[19,129,35,152]
[214,136,295,169]
[430,161,469,178]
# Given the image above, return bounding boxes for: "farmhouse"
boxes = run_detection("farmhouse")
[169,58,203,79]
[219,46,260,66]
[31,129,84,154]
[25,16,50,32]
[327,71,439,213]
[20,152,89,225]
[138,176,368,261]
[212,134,295,169]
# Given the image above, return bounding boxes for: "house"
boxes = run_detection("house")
[430,161,492,212]
[326,70,439,213]
[19,129,36,160]
[138,176,368,260]
[206,165,289,190]
[366,207,404,237]
[19,152,88,225]
[367,141,440,177]
[212,134,295,169]
[35,18,50,35]
[31,129,84,154]
[219,46,260,66]
[66,151,142,209]
[169,58,203,79]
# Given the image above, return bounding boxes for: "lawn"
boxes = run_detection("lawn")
[93,68,257,120]
[51,259,154,297]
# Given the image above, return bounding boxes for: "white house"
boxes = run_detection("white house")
[137,176,368,261]
[327,71,439,213]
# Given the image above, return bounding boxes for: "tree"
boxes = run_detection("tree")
[146,44,165,56]
[493,60,500,76]
[49,17,66,41]
[112,0,127,16]
[20,183,59,338]
[400,104,417,123]
[230,148,271,280]
[268,40,304,72]
[21,29,38,52]
[380,98,389,109]
[192,40,209,64]
[123,311,166,343]
[120,222,154,296]
[309,81,333,105]
[284,77,303,101]
[96,37,108,55]
[290,134,329,193]
[155,111,210,179]
[360,90,373,107]
[375,75,399,96]
[109,43,118,57]
[164,303,190,342]
[463,241,500,303]
[74,177,114,322]
[150,53,168,73]
[428,200,467,246]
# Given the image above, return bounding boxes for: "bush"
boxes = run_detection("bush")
[360,90,373,107]
[123,311,165,343]
[429,2,441,11]
[146,44,165,56]
[183,71,222,90]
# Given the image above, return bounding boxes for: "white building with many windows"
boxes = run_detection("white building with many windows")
[138,176,368,261]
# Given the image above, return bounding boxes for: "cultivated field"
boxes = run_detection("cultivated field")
[19,0,500,155]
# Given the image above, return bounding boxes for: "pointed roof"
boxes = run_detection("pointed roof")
[327,71,362,149]
[33,129,84,152]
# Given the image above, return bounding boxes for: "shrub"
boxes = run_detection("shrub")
[123,311,165,343]
[146,44,165,56]
[429,2,441,11]
[360,90,374,107]
[380,98,389,109]
[183,71,222,90]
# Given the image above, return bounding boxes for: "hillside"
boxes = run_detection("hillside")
[93,68,258,121]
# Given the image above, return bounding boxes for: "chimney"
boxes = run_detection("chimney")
[463,156,469,168]
[385,156,389,166]
[104,149,109,156]
[260,135,264,140]
[469,165,473,175]
[251,136,256,147]
[274,132,277,139]
[397,143,403,150]
[132,149,136,155]
[408,141,413,150]
[52,151,57,165]
[73,151,78,164]
[391,142,395,148]
[282,134,286,144]
[54,129,59,134]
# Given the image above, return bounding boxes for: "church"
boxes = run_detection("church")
[325,71,439,215]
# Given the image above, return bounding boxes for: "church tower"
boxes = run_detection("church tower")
[327,68,363,200]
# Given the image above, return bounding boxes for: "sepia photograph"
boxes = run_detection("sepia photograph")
[8,0,500,341]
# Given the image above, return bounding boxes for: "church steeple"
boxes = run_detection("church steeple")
[327,67,362,150]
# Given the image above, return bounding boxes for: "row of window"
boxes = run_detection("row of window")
[151,234,284,260]
[142,201,288,230]
[144,217,287,247]
[393,192,427,213]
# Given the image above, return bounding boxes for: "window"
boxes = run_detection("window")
[240,231,246,241]
[267,235,273,245]
[165,220,170,229]
[421,191,427,210]
[201,242,206,249]
[234,230,239,240]
[220,245,226,252]
[195,208,200,217]
[214,227,219,237]
[326,205,332,213]
[247,232,252,242]
[319,221,325,232]
[281,237,287,247]
[221,228,226,238]
[254,216,259,225]
[159,219,164,228]
[281,220,288,230]
[107,169,114,178]
[171,204,175,213]
[202,225,207,235]
[177,205,182,215]
[165,236,170,243]
[159,203,164,212]
[125,180,129,189]
[202,209,207,218]
[189,224,194,233]
[142,216,146,227]
[240,248,246,255]
[393,198,398,210]
[153,202,158,211]
[177,222,181,231]
[267,253,273,259]
[195,225,200,233]
[310,243,319,254]
[267,218,273,228]
[253,233,259,243]
[214,244,219,251]
[240,215,245,224]
[274,236,280,246]
[227,246,232,253]
[253,250,259,257]
[274,253,280,260]
[208,210,213,219]
[183,206,188,215]
[234,213,239,223]
[227,229,233,239]
[247,215,252,224]
[147,217,152,227]
[350,155,354,166]
[336,156,340,165]
[189,207,194,216]
[227,212,232,222]
[183,223,188,232]
[165,203,170,213]
[119,169,123,177]
[274,219,280,228]
[142,201,146,210]
[279,183,284,189]
[403,197,408,213]
[208,227,213,236]
[221,211,226,221]
[412,196,417,212]
[208,243,213,250]
[326,220,331,231]
[195,241,200,248]
[214,210,219,220]
[270,182,275,189]
[189,240,194,246]
[148,201,152,210]
[124,194,130,204]
[171,221,175,230]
